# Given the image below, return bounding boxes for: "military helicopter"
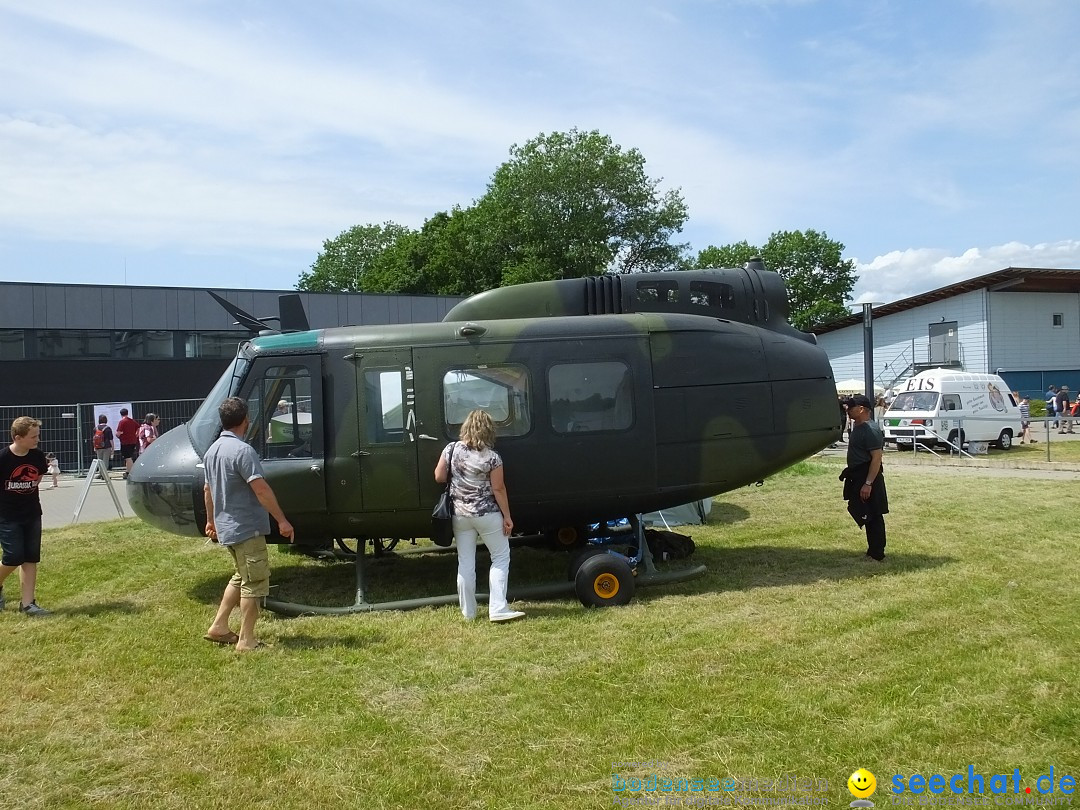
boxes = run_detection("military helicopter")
[129,262,842,614]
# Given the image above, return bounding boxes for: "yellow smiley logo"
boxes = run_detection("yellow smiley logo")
[848,769,877,798]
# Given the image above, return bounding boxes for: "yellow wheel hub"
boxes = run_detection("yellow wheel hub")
[556,527,578,545]
[593,573,620,598]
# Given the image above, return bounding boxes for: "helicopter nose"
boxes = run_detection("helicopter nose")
[127,424,204,537]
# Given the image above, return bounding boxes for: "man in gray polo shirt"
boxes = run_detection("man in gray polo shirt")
[203,397,294,652]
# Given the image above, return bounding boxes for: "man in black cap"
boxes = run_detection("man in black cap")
[840,394,888,561]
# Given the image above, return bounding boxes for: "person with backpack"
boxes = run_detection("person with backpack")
[93,414,114,470]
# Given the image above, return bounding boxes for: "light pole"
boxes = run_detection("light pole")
[862,302,877,399]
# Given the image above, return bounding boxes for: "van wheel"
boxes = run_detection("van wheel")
[947,430,966,451]
[997,430,1013,450]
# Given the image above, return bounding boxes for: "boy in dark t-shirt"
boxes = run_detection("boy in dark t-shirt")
[0,417,51,615]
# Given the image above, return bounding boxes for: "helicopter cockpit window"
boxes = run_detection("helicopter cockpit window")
[549,361,633,434]
[188,356,250,456]
[442,365,531,437]
[689,281,734,310]
[636,281,680,304]
[363,369,405,444]
[244,365,314,459]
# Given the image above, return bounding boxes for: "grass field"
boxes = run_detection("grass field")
[2,460,1077,810]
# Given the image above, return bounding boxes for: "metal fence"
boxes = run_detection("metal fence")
[0,399,203,473]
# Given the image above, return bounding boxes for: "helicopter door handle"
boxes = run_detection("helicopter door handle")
[310,464,322,476]
[351,450,371,457]
[418,434,439,441]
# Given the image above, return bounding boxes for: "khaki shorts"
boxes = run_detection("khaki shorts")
[227,535,270,598]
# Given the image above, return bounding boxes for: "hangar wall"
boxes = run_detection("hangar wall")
[0,282,463,407]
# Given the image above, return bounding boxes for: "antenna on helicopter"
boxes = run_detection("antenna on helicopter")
[207,291,310,334]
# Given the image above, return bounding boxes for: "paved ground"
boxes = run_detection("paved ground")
[818,421,1080,479]
[40,470,133,530]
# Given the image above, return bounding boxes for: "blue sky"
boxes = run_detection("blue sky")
[2,0,1078,306]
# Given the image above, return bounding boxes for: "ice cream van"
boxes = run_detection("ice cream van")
[882,369,1021,450]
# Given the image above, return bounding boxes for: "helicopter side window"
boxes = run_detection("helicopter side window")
[549,361,633,434]
[689,281,734,311]
[363,369,405,444]
[244,365,314,459]
[442,365,531,437]
[636,281,680,304]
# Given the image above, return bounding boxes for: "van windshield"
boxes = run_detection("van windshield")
[889,391,940,412]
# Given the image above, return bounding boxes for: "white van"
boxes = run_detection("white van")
[882,369,1021,450]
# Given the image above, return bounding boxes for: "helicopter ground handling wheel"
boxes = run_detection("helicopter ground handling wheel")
[573,552,635,607]
[546,524,589,550]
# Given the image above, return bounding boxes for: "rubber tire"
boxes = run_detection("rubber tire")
[547,524,588,550]
[996,430,1012,450]
[567,547,609,581]
[574,553,635,608]
[947,430,966,452]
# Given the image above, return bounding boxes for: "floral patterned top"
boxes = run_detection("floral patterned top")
[441,441,503,517]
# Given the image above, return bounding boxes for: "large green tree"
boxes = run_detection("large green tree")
[298,129,691,296]
[696,229,857,331]
[479,129,690,285]
[297,222,414,292]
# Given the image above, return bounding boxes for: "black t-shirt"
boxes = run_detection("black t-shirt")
[0,446,47,522]
[847,419,884,467]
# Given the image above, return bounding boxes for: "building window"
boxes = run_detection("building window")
[185,332,245,358]
[0,330,24,360]
[1053,313,1064,328]
[114,331,175,358]
[37,330,112,358]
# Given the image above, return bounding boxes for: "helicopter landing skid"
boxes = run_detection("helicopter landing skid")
[263,514,707,617]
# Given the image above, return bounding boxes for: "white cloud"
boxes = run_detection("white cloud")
[0,0,1078,292]
[852,240,1080,305]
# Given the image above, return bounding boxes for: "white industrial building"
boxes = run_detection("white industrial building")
[813,267,1080,398]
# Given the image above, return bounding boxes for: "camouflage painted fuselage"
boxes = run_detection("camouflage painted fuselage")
[128,268,841,542]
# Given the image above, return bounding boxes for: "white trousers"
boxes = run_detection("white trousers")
[453,512,510,619]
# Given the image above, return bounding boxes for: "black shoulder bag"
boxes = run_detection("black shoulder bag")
[431,442,457,547]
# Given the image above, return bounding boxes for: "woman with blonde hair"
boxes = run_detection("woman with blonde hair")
[434,409,523,622]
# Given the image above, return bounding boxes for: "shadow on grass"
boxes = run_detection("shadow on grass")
[271,632,385,650]
[187,547,491,610]
[708,503,751,525]
[655,545,956,599]
[51,599,141,617]
[189,539,955,613]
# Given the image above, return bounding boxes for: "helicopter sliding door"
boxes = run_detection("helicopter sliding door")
[236,354,326,529]
[354,349,420,511]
